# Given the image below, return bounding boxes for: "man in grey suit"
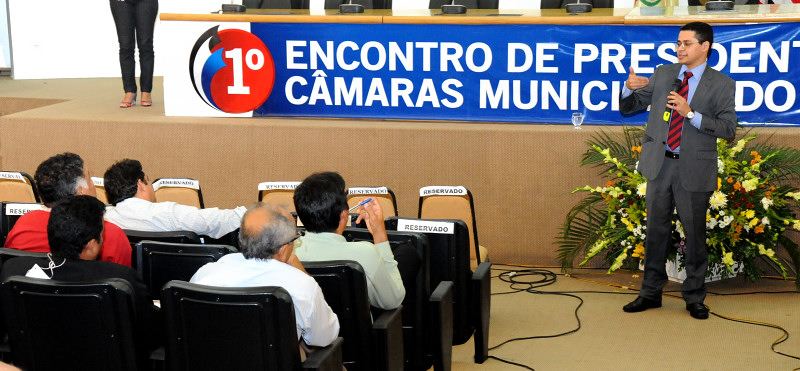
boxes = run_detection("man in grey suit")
[619,22,737,319]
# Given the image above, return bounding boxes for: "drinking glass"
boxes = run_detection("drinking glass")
[572,112,584,130]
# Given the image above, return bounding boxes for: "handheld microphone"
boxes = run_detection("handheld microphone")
[663,79,681,123]
[566,0,593,13]
[442,0,467,14]
[340,0,364,13]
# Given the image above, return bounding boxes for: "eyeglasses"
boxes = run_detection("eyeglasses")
[675,41,698,48]
[278,230,302,247]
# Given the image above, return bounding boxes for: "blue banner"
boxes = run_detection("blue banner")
[210,22,800,126]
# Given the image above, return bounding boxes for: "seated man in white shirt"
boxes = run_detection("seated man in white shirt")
[191,203,340,348]
[293,171,419,310]
[102,159,245,239]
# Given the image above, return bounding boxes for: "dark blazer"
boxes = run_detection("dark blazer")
[1,257,162,350]
[620,63,737,192]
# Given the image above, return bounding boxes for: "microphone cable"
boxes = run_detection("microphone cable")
[483,265,799,370]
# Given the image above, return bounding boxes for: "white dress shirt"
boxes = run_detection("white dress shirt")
[105,197,246,239]
[190,253,340,347]
[294,232,405,310]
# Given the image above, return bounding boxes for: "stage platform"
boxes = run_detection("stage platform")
[2,76,800,266]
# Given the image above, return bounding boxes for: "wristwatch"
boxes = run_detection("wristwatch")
[686,110,695,120]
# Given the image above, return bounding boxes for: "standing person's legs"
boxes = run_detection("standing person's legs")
[135,0,159,95]
[109,0,137,95]
[639,158,679,301]
[674,187,712,305]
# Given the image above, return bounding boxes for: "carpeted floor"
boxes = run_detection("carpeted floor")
[451,264,799,370]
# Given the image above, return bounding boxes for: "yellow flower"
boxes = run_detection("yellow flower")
[745,210,755,219]
[741,178,759,192]
[631,242,645,258]
[621,218,634,232]
[722,252,735,266]
[749,218,759,227]
[758,244,775,258]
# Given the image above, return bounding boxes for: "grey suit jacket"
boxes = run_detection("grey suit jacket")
[620,63,737,192]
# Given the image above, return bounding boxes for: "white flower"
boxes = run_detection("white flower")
[707,217,718,229]
[709,191,728,210]
[718,158,725,173]
[761,197,773,210]
[636,182,647,197]
[761,217,770,225]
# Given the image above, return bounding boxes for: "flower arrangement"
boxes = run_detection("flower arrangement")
[557,127,800,288]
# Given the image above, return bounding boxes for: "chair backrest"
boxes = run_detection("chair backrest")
[153,178,204,209]
[161,281,302,371]
[303,260,375,371]
[0,247,48,267]
[123,230,202,246]
[418,186,482,266]
[1,276,140,371]
[0,172,38,203]
[91,176,109,204]
[257,181,300,212]
[0,202,46,247]
[347,186,398,216]
[341,228,432,370]
[134,240,238,298]
[386,217,473,344]
[123,230,202,269]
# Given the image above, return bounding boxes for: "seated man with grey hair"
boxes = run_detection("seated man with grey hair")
[190,203,339,348]
[5,152,131,266]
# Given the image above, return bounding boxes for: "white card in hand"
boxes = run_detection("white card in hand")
[25,264,51,279]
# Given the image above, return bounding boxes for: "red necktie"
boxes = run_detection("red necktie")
[667,71,692,151]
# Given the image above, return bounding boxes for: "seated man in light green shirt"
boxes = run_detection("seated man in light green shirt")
[293,171,418,310]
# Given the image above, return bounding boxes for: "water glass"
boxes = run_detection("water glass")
[572,112,584,130]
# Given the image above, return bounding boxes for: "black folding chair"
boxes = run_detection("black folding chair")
[386,217,491,364]
[1,276,144,371]
[161,281,343,371]
[304,260,404,371]
[0,202,44,247]
[342,228,453,371]
[134,240,237,298]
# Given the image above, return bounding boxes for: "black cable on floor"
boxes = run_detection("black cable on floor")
[486,266,800,369]
[484,268,584,370]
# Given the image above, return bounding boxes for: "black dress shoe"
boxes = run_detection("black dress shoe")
[686,303,709,319]
[623,296,662,313]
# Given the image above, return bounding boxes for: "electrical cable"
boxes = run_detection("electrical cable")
[483,268,584,370]
[484,265,800,369]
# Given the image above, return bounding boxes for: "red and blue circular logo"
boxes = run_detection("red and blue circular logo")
[189,26,275,114]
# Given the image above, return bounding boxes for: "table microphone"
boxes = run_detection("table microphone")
[442,0,467,14]
[705,0,734,11]
[340,0,365,13]
[565,0,593,13]
[221,2,246,12]
[663,78,682,123]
